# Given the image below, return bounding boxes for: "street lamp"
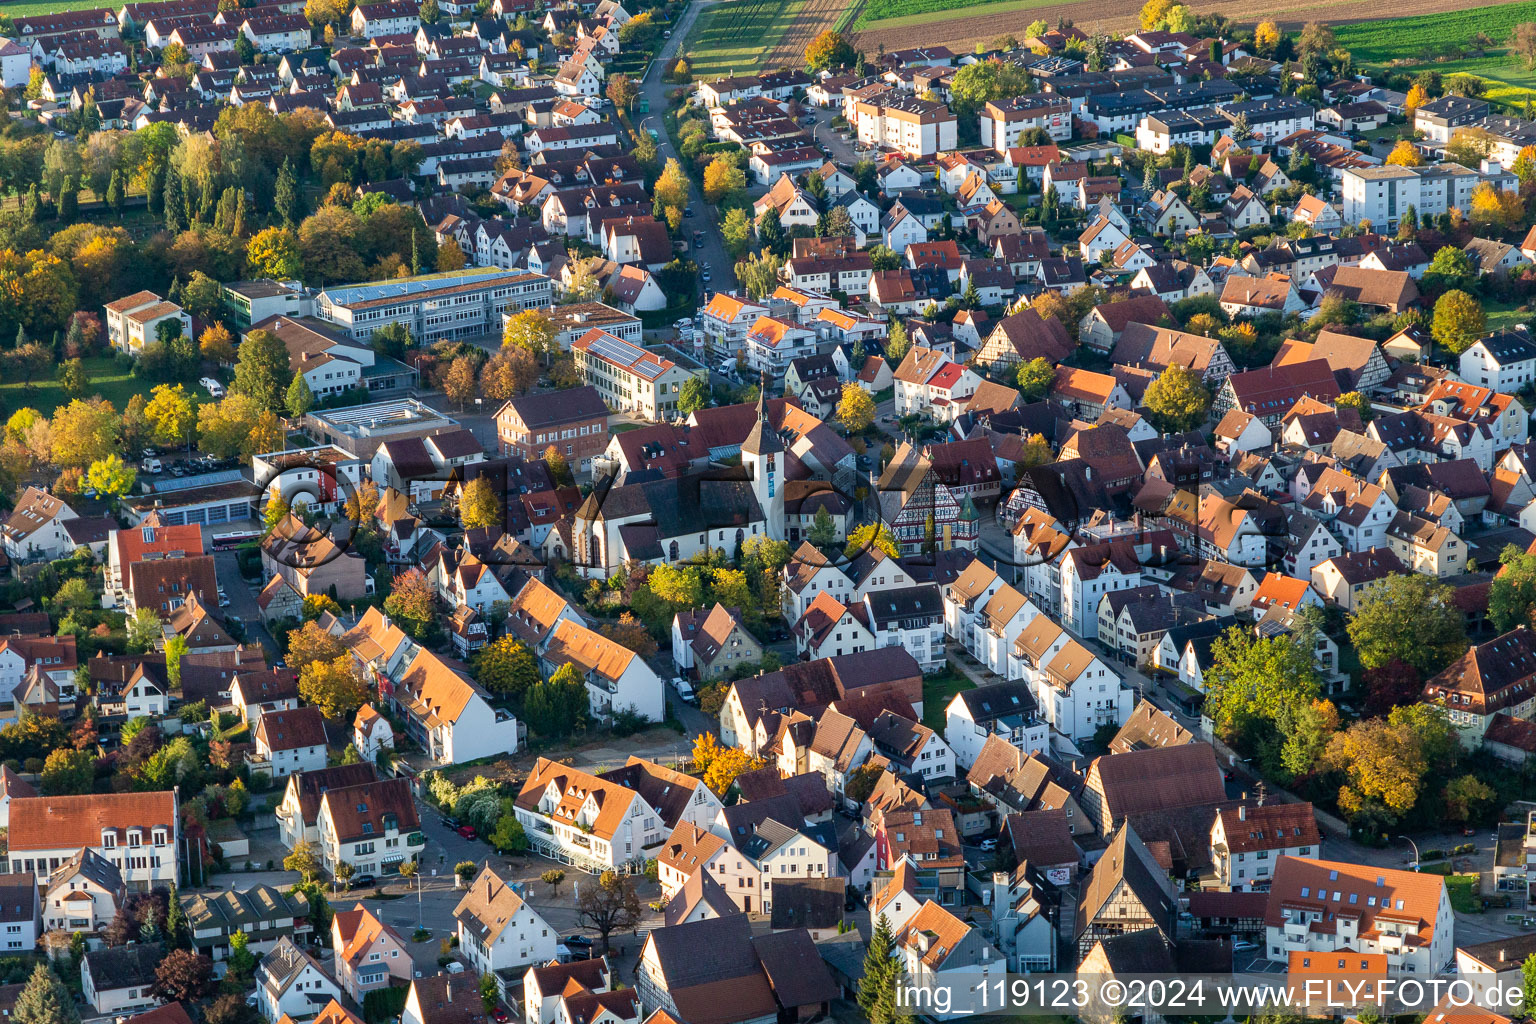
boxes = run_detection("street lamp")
[1398,834,1421,871]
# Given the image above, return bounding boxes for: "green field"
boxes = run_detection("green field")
[854,0,1051,29]
[1336,2,1536,111]
[682,0,807,78]
[0,355,202,421]
[1,0,139,13]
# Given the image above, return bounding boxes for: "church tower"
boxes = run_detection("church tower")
[740,378,785,542]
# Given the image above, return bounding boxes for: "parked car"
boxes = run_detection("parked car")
[562,935,594,953]
[492,1010,510,1023]
[199,376,225,398]
[444,962,466,975]
[349,874,377,889]
[978,838,997,851]
[456,824,478,840]
[439,816,460,830]
[217,588,231,608]
[672,677,695,704]
[142,458,163,474]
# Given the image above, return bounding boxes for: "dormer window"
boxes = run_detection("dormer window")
[101,831,116,849]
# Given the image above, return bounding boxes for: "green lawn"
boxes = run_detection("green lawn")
[922,667,974,731]
[854,0,1059,30]
[0,355,163,420]
[1335,2,1536,112]
[682,0,807,78]
[1483,300,1532,335]
[1445,873,1483,914]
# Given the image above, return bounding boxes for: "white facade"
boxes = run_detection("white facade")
[1342,162,1516,232]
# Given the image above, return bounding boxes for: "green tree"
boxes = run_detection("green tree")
[1522,954,1536,1014]
[232,329,291,412]
[126,607,161,654]
[948,58,1032,117]
[678,376,711,414]
[1203,624,1322,754]
[804,30,856,72]
[858,915,908,1024]
[1443,773,1495,824]
[1142,364,1211,432]
[286,371,315,418]
[808,507,837,548]
[1015,357,1054,401]
[226,931,257,982]
[1335,391,1374,423]
[12,964,77,1024]
[39,748,94,795]
[1489,544,1536,632]
[1430,289,1485,355]
[164,635,188,689]
[1346,573,1468,675]
[489,812,529,855]
[721,207,751,259]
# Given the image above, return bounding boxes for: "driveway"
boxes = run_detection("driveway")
[215,546,281,655]
[641,2,737,295]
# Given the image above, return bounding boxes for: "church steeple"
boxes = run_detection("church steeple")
[741,373,783,458]
[741,372,784,542]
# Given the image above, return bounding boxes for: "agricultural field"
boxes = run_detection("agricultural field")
[850,0,1523,64]
[681,0,809,78]
[1336,2,1536,111]
[0,0,119,12]
[763,0,853,70]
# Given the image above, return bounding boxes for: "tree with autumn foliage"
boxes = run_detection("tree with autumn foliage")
[154,950,214,1003]
[1385,140,1423,167]
[837,382,875,433]
[599,612,658,659]
[288,620,344,671]
[1404,83,1429,114]
[383,568,436,641]
[703,745,758,793]
[844,522,899,560]
[1253,20,1281,53]
[1469,181,1526,231]
[804,30,856,72]
[298,656,370,721]
[1323,704,1458,824]
[459,476,502,531]
[1431,289,1486,355]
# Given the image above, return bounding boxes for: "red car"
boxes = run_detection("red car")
[456,825,477,840]
[493,1010,509,1023]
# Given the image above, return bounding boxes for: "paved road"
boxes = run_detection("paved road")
[642,2,737,296]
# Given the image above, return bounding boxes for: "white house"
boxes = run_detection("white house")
[1263,857,1452,974]
[313,778,420,878]
[944,681,1048,771]
[1460,329,1536,393]
[540,618,665,723]
[9,791,178,892]
[352,705,394,761]
[514,756,721,874]
[455,865,558,974]
[392,648,518,764]
[253,705,329,779]
[256,936,342,1024]
[1,487,78,562]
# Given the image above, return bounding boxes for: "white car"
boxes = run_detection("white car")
[217,588,231,608]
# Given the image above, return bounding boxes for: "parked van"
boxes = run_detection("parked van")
[142,458,163,474]
[199,377,225,398]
